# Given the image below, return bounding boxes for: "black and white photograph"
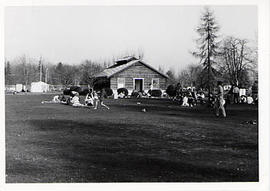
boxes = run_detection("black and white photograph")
[1,1,270,190]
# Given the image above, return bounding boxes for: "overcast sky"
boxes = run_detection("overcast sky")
[5,6,257,74]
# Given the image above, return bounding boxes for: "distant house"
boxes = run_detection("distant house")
[94,57,168,95]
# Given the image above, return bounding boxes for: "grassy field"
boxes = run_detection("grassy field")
[5,94,258,183]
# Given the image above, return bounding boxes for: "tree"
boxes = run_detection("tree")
[54,62,65,85]
[178,69,190,87]
[166,69,177,84]
[193,7,220,101]
[177,64,203,88]
[218,36,256,88]
[5,61,13,85]
[62,65,75,86]
[79,60,104,85]
[158,66,164,74]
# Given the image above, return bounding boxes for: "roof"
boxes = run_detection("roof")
[94,59,168,79]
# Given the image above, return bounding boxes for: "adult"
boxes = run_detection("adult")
[227,85,234,104]
[233,85,240,104]
[215,81,226,118]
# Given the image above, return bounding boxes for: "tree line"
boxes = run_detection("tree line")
[164,7,258,92]
[4,50,146,87]
[4,56,107,86]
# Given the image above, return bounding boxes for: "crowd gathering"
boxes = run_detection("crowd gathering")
[42,88,110,110]
[41,81,257,117]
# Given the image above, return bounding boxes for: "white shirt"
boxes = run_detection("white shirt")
[53,95,60,102]
[247,96,254,104]
[71,96,80,104]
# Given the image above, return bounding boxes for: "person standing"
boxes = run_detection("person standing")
[233,85,240,104]
[93,90,99,109]
[215,81,226,118]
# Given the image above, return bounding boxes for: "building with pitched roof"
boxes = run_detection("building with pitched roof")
[94,57,168,95]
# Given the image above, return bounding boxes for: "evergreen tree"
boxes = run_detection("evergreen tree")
[55,62,64,84]
[166,69,177,84]
[193,7,220,101]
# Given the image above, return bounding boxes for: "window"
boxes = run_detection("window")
[117,78,125,88]
[152,78,159,89]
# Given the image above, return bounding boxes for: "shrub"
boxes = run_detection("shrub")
[63,86,82,96]
[79,88,89,96]
[148,89,162,97]
[166,85,176,97]
[63,88,71,95]
[70,86,82,92]
[104,88,113,97]
[117,88,128,96]
[93,78,110,91]
[131,91,140,98]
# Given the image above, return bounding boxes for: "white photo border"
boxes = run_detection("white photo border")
[0,0,269,191]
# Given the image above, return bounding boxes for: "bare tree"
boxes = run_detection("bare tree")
[178,64,203,88]
[218,36,256,87]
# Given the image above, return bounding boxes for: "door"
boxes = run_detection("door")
[135,79,143,92]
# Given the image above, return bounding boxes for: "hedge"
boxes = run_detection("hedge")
[166,85,176,97]
[117,88,128,96]
[148,89,162,97]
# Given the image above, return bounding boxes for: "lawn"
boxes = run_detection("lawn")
[5,94,258,183]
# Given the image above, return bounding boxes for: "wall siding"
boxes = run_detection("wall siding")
[110,62,167,91]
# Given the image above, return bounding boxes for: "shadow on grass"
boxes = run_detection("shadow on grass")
[5,118,259,182]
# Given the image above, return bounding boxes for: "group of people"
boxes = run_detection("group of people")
[41,81,258,118]
[174,86,203,107]
[173,82,226,117]
[227,84,257,105]
[42,88,110,110]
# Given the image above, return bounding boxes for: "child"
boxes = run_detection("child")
[182,93,189,107]
[247,95,254,104]
[94,89,110,110]
[85,89,94,106]
[71,92,84,107]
